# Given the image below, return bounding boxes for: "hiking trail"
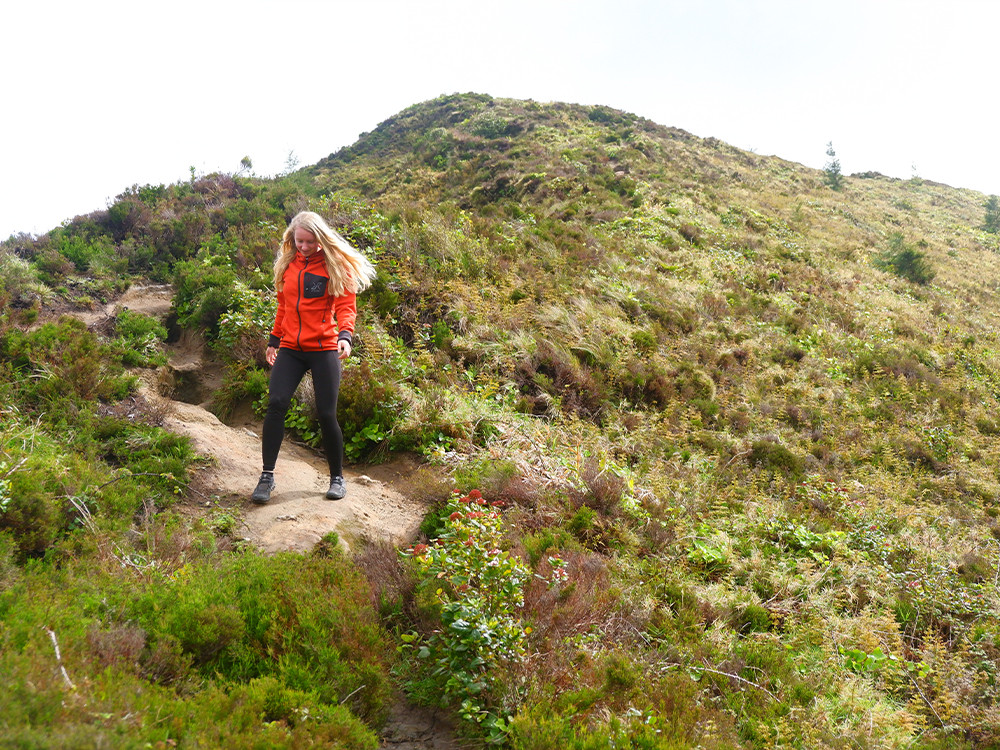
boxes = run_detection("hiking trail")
[104,283,427,553]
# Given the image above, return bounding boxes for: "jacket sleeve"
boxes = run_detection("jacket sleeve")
[268,288,284,348]
[333,291,357,344]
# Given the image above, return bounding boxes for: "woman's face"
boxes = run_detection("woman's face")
[294,227,320,256]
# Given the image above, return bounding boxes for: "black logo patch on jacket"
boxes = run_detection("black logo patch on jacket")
[302,272,327,299]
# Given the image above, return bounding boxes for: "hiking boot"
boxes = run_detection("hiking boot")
[326,475,346,500]
[251,472,275,504]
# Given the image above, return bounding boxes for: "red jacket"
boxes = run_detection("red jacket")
[268,251,357,351]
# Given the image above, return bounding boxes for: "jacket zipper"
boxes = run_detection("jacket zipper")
[294,261,305,350]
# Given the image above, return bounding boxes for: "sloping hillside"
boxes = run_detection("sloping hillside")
[2,93,1000,748]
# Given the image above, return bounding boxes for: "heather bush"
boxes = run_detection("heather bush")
[108,552,393,720]
[1,318,137,409]
[0,556,384,749]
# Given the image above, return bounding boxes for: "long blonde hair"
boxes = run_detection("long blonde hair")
[273,211,376,296]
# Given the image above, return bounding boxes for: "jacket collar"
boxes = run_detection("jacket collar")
[296,250,322,264]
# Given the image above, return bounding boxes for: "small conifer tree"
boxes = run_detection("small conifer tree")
[984,195,1000,233]
[823,142,844,190]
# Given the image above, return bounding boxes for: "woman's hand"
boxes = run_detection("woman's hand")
[265,346,277,366]
[338,340,352,360]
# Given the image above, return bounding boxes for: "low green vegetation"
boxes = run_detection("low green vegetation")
[4,93,1000,747]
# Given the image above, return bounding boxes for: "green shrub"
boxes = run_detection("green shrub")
[630,329,657,353]
[93,417,193,493]
[32,246,76,281]
[52,231,117,273]
[732,603,772,634]
[402,491,531,743]
[0,608,379,749]
[117,552,394,724]
[173,241,243,338]
[2,457,74,557]
[983,194,1000,233]
[566,506,597,538]
[338,361,405,461]
[1,318,137,409]
[875,232,935,285]
[748,439,804,479]
[521,527,577,566]
[215,277,275,361]
[211,362,270,420]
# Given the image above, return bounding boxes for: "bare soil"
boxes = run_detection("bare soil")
[161,394,426,553]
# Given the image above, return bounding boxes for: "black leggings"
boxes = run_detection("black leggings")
[262,348,343,477]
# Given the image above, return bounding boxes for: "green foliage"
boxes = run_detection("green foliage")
[467,111,520,139]
[93,416,194,494]
[762,517,844,562]
[211,362,270,420]
[51,230,119,273]
[984,194,1000,233]
[748,439,804,479]
[630,328,657,354]
[112,552,393,719]
[1,318,137,410]
[347,421,389,462]
[686,537,729,575]
[875,231,936,284]
[566,505,597,538]
[401,491,531,743]
[338,361,406,461]
[839,645,895,674]
[0,416,81,556]
[172,238,244,338]
[216,276,275,360]
[0,320,195,558]
[111,309,168,367]
[732,603,772,634]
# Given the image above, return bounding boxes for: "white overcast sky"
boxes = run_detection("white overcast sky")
[1,0,996,239]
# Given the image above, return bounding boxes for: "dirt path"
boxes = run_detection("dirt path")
[97,284,427,553]
[161,397,425,552]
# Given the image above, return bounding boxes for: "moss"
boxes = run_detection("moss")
[732,603,772,634]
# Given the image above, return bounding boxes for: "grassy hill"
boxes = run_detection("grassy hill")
[3,92,1000,748]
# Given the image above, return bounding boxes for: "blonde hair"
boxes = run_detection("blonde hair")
[273,211,376,297]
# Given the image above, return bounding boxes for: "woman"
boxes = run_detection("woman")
[251,211,376,504]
